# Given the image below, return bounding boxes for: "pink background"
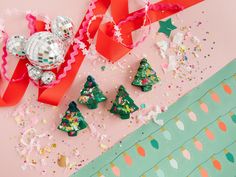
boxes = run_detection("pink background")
[0,0,235,177]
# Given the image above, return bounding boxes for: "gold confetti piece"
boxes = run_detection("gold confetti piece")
[100,143,108,150]
[51,143,57,148]
[42,119,47,124]
[52,106,58,110]
[39,146,52,155]
[57,155,68,168]
[45,146,51,153]
[32,159,37,165]
[39,148,46,155]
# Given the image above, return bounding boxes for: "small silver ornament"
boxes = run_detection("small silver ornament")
[41,71,56,85]
[6,35,26,59]
[51,16,74,42]
[25,32,65,70]
[26,64,43,81]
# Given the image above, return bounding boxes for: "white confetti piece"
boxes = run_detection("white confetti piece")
[73,149,80,156]
[153,118,164,126]
[147,110,156,119]
[21,164,27,171]
[156,40,169,59]
[168,55,177,71]
[137,105,165,125]
[154,105,162,113]
[41,159,47,166]
[172,32,184,45]
[191,36,200,44]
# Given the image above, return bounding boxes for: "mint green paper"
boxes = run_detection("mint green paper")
[72,59,236,177]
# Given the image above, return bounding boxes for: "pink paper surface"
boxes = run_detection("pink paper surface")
[0,0,235,177]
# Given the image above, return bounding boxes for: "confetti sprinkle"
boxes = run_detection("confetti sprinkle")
[140,104,146,109]
[101,66,106,71]
[172,32,184,45]
[57,154,68,168]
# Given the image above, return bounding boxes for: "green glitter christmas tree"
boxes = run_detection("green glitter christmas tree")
[110,85,139,119]
[78,75,107,109]
[58,101,88,136]
[132,58,160,92]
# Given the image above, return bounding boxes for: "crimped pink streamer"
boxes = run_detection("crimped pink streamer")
[1,31,9,81]
[116,2,183,49]
[113,1,151,48]
[117,3,183,28]
[1,31,26,82]
[150,3,183,11]
[26,14,36,35]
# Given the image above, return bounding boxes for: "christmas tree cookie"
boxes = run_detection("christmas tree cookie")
[132,58,160,92]
[78,75,107,109]
[110,85,139,119]
[58,101,88,136]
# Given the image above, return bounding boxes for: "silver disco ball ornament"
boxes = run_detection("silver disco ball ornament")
[51,16,74,42]
[25,32,65,70]
[41,71,56,85]
[6,35,26,59]
[26,64,43,81]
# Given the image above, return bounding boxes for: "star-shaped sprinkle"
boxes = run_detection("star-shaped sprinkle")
[114,30,121,37]
[87,38,93,44]
[82,48,89,55]
[158,18,177,37]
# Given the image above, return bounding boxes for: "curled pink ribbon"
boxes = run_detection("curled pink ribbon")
[26,13,36,35]
[115,2,183,48]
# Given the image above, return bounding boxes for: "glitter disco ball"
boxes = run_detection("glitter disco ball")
[51,16,74,42]
[26,64,43,81]
[6,35,26,59]
[25,32,65,70]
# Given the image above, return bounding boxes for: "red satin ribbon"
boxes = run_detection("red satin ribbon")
[0,0,203,106]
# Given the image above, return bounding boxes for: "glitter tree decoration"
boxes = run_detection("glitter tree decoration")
[132,58,160,92]
[78,75,107,109]
[58,101,88,136]
[110,85,139,119]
